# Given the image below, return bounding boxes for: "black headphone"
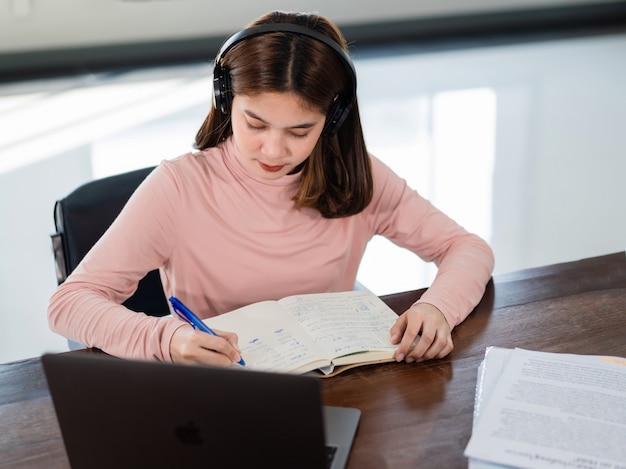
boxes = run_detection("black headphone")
[213,22,357,137]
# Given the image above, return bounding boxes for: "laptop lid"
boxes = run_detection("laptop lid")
[42,353,359,469]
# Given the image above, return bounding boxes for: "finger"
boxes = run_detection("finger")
[432,333,454,359]
[175,329,240,365]
[404,327,434,360]
[389,314,408,344]
[394,319,424,362]
[408,329,453,361]
[212,328,242,353]
[196,332,243,364]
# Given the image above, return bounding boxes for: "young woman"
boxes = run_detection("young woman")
[48,11,494,367]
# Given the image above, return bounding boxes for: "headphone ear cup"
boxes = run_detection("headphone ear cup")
[322,98,351,137]
[213,65,233,115]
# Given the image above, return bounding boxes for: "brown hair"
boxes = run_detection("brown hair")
[195,11,372,218]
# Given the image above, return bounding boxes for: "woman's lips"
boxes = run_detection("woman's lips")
[259,162,285,173]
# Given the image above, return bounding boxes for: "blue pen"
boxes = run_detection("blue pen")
[169,296,246,366]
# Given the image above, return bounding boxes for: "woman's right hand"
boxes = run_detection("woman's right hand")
[169,324,243,366]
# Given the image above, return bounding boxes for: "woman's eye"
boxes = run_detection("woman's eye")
[246,122,264,130]
[245,121,308,139]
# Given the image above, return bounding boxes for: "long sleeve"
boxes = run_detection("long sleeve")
[48,162,186,361]
[365,156,495,328]
[48,141,494,361]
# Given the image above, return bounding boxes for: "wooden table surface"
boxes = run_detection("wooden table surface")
[1,252,625,468]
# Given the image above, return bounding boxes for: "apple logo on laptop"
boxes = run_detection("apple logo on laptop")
[174,421,204,446]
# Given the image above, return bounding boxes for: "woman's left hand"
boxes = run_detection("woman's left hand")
[390,302,453,363]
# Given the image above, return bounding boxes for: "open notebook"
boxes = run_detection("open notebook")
[42,353,360,469]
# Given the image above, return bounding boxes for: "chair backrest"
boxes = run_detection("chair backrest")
[50,166,169,317]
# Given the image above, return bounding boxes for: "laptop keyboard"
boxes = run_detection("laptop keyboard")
[326,444,338,468]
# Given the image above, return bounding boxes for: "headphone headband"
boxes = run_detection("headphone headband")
[213,22,357,136]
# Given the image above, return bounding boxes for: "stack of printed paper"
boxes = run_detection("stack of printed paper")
[464,347,626,469]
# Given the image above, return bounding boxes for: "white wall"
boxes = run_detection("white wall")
[0,146,93,361]
[354,33,626,276]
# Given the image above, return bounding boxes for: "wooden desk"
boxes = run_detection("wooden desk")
[1,252,625,468]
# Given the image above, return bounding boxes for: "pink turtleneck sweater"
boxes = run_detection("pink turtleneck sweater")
[48,137,494,361]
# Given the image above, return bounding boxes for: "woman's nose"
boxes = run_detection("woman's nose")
[261,131,287,160]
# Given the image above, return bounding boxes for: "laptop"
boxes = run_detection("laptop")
[41,352,360,469]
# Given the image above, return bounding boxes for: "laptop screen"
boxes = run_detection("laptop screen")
[43,353,335,468]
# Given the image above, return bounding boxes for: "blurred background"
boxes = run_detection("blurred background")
[1,0,625,363]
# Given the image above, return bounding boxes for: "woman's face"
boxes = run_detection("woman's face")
[230,92,326,180]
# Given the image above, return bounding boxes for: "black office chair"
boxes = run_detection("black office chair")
[50,167,170,332]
